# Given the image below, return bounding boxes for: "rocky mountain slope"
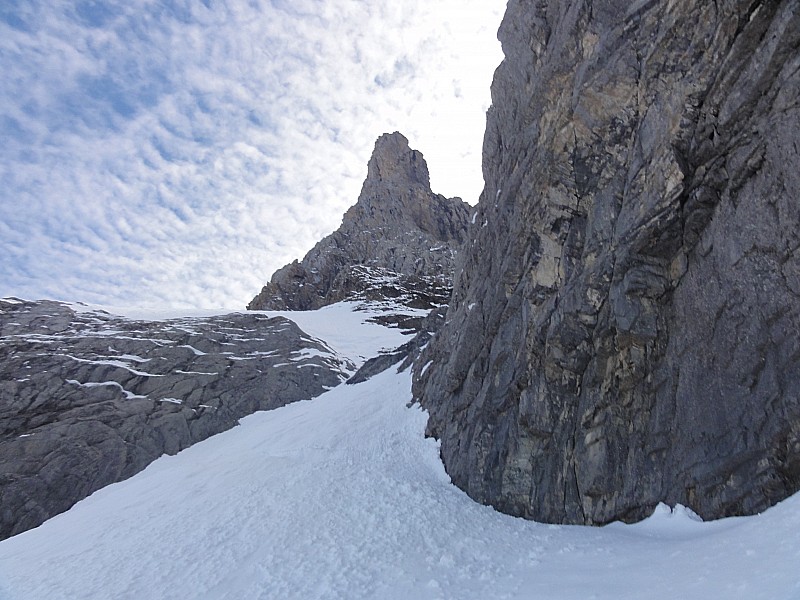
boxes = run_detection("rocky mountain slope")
[248,132,470,311]
[5,0,797,546]
[0,132,468,541]
[0,298,354,540]
[414,0,800,524]
[4,315,800,600]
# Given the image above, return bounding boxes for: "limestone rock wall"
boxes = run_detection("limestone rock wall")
[414,0,800,524]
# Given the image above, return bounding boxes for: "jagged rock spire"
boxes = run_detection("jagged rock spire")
[366,131,430,188]
[247,132,470,311]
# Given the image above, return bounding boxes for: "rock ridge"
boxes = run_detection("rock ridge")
[0,298,352,540]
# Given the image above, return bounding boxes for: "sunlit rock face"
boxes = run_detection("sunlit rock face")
[247,132,470,311]
[414,0,800,524]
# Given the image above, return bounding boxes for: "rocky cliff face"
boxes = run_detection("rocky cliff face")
[0,298,353,540]
[415,1,800,524]
[248,132,470,311]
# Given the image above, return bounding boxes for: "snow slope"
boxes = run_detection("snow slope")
[260,301,423,370]
[1,304,799,600]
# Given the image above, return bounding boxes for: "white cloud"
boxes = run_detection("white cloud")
[0,0,505,308]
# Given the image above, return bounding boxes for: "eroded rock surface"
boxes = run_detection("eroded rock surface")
[248,132,470,311]
[415,0,800,524]
[0,298,352,539]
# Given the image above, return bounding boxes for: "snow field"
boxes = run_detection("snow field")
[1,368,799,599]
[0,302,799,599]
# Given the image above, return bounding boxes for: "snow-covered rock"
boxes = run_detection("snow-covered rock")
[0,298,356,540]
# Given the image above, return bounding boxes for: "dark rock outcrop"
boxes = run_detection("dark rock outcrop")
[415,1,800,524]
[248,132,471,311]
[346,305,447,386]
[0,298,353,540]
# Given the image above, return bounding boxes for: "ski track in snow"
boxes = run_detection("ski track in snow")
[1,304,799,599]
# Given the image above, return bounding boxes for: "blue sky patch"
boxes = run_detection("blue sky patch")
[73,0,122,28]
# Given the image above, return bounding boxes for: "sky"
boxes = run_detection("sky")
[0,0,506,309]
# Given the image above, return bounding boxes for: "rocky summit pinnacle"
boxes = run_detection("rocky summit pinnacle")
[366,131,430,188]
[414,1,800,525]
[247,132,470,311]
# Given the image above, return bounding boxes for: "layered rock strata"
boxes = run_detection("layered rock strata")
[248,132,470,311]
[415,0,800,524]
[0,298,352,540]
